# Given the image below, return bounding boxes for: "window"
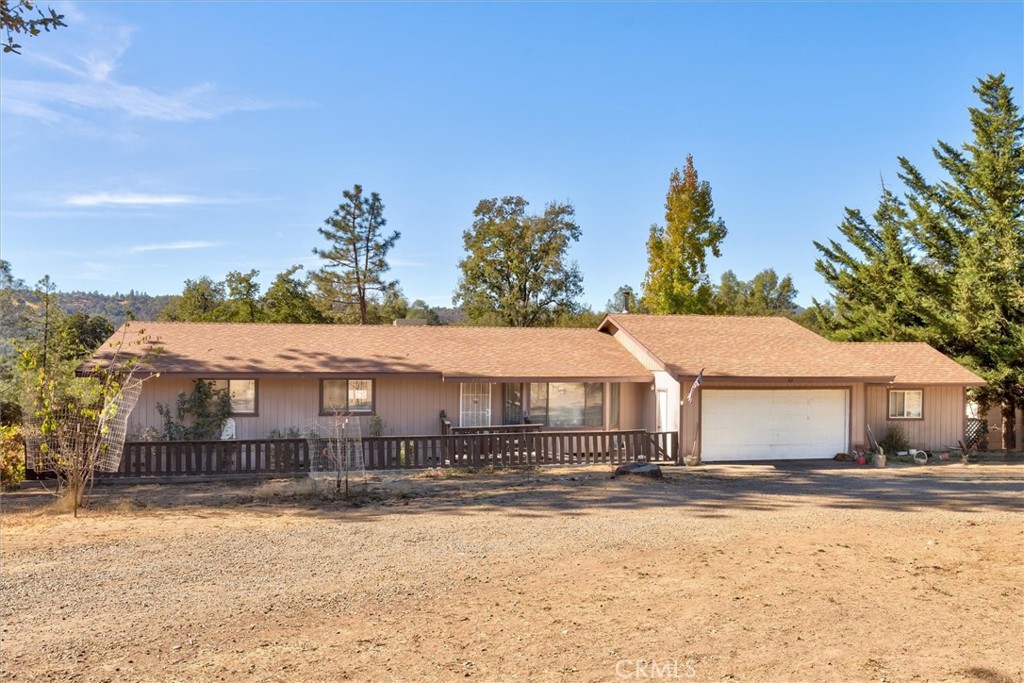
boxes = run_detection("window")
[208,379,257,415]
[889,389,923,419]
[529,382,603,427]
[503,383,525,424]
[321,379,374,415]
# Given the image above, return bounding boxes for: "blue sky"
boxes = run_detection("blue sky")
[2,1,1021,311]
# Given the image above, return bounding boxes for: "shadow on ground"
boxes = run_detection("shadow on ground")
[6,457,1022,521]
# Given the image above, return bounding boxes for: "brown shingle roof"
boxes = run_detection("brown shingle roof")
[88,322,651,381]
[601,314,984,385]
[833,342,985,385]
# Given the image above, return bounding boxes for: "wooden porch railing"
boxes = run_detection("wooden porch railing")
[106,430,677,478]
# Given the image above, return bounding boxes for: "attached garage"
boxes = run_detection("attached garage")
[701,389,849,462]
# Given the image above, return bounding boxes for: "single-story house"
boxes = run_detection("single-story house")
[88,314,984,462]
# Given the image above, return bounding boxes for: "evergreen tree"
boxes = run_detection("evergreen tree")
[311,185,400,324]
[813,185,923,340]
[814,74,1023,447]
[898,73,1024,447]
[641,155,727,314]
[60,313,114,358]
[454,196,583,327]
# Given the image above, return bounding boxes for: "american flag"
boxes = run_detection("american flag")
[686,369,704,404]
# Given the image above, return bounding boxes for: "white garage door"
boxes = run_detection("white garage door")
[701,389,849,462]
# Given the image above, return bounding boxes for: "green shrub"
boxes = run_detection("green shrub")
[156,380,231,440]
[0,424,26,490]
[878,424,910,454]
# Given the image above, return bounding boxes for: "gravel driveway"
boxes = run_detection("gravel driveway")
[2,461,1021,682]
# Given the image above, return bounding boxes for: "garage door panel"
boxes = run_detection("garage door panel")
[702,389,848,461]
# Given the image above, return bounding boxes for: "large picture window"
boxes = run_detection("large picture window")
[208,379,257,415]
[321,379,374,415]
[888,389,923,419]
[529,382,603,428]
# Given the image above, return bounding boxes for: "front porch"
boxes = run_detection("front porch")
[102,429,678,479]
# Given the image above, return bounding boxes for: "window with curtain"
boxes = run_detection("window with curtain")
[207,379,258,415]
[529,382,603,427]
[888,389,923,419]
[321,379,374,415]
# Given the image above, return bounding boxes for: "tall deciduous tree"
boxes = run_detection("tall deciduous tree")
[159,276,226,322]
[311,185,400,325]
[641,155,728,314]
[262,266,326,323]
[454,196,583,327]
[223,269,262,323]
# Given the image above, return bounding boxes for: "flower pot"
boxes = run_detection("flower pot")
[873,453,886,468]
[913,452,928,465]
[938,452,950,461]
[855,455,867,465]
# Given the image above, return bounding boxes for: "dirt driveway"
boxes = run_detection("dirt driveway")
[2,462,1022,683]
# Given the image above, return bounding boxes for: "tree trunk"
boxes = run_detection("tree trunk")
[1002,399,1017,451]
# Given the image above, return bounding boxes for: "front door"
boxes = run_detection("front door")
[460,382,492,427]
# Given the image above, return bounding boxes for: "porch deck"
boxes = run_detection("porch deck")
[102,429,677,478]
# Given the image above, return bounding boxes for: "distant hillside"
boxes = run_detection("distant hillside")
[58,290,175,324]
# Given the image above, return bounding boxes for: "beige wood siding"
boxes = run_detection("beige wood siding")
[128,376,653,440]
[128,375,462,440]
[129,376,196,438]
[611,329,663,371]
[850,382,866,449]
[618,382,648,430]
[378,377,461,436]
[866,384,967,451]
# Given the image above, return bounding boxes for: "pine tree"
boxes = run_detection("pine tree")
[641,155,727,314]
[311,185,400,325]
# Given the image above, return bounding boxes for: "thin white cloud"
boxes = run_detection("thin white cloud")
[65,192,219,207]
[128,241,221,254]
[5,79,276,123]
[4,10,282,124]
